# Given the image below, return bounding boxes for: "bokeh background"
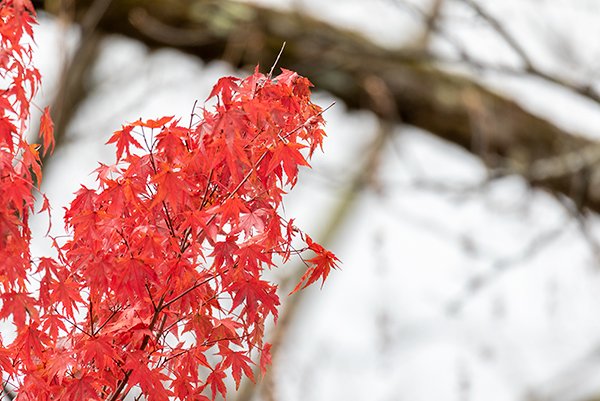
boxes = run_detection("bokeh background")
[16,0,600,400]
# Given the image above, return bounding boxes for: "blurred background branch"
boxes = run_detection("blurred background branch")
[33,0,600,214]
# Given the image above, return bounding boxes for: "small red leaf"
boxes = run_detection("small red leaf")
[37,194,52,235]
[205,368,227,400]
[132,115,174,129]
[260,343,272,377]
[39,106,54,156]
[207,76,240,104]
[106,124,143,161]
[219,346,255,389]
[290,236,339,294]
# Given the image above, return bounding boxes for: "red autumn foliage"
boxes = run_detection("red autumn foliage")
[0,1,339,400]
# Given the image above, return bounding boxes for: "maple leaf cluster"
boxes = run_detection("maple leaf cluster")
[0,2,339,401]
[0,0,50,327]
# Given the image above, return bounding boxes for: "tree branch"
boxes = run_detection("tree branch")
[32,0,600,215]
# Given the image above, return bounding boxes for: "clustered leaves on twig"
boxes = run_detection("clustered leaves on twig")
[0,2,338,400]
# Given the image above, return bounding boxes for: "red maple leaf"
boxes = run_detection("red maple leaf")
[62,374,102,401]
[267,142,310,185]
[106,124,143,160]
[205,368,227,400]
[219,346,255,389]
[291,235,340,294]
[260,343,272,377]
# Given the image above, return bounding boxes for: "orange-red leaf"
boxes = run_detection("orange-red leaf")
[290,236,340,294]
[205,368,227,400]
[260,343,272,377]
[39,106,54,156]
[132,115,174,129]
[106,124,142,160]
[219,346,255,389]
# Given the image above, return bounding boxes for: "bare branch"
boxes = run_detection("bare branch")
[457,0,600,103]
[460,0,533,69]
[415,0,446,50]
[268,42,286,79]
[446,216,570,315]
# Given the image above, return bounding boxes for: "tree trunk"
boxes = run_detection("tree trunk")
[35,0,600,212]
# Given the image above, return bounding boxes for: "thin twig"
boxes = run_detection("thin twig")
[160,272,224,311]
[268,42,286,79]
[456,0,600,104]
[415,0,446,49]
[461,0,533,69]
[445,217,570,315]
